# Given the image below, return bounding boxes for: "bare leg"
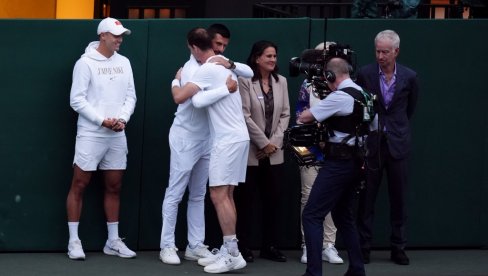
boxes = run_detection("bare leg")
[66,165,92,221]
[210,185,236,235]
[102,170,124,222]
[228,185,236,220]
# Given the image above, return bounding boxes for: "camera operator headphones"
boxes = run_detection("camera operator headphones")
[324,63,354,83]
[324,70,336,83]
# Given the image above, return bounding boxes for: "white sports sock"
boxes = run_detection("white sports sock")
[223,235,239,257]
[68,222,80,242]
[107,222,119,241]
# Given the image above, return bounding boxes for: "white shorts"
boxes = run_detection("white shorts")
[209,140,249,187]
[73,135,128,171]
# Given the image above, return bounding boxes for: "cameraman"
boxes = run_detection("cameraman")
[298,57,369,276]
[296,42,344,265]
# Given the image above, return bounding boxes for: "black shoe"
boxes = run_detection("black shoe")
[390,248,410,265]
[240,247,254,263]
[344,270,366,276]
[361,248,370,264]
[260,246,287,262]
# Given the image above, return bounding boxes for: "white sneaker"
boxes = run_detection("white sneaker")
[159,247,181,265]
[204,248,246,274]
[198,247,221,266]
[67,239,86,260]
[103,238,137,258]
[300,245,307,264]
[322,244,344,264]
[184,244,214,261]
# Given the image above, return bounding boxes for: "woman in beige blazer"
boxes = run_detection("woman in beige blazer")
[235,40,290,263]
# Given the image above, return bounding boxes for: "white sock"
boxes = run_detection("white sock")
[223,235,239,257]
[68,222,80,242]
[107,222,119,241]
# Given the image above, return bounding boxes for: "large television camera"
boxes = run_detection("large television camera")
[285,43,363,167]
[289,43,356,99]
[283,123,327,166]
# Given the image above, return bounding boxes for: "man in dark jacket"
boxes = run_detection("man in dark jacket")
[356,29,419,266]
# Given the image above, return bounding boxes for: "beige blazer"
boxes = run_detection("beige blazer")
[239,75,290,166]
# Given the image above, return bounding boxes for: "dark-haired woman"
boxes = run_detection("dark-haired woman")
[235,40,290,262]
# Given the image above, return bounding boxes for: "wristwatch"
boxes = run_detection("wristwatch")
[228,59,236,70]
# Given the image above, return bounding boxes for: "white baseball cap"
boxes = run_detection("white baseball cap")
[97,17,131,36]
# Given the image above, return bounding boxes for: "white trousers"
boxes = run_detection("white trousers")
[300,166,337,247]
[160,132,210,248]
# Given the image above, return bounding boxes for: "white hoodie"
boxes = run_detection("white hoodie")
[70,41,136,137]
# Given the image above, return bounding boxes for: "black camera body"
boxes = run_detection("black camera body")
[289,43,356,98]
[289,43,355,78]
[289,51,326,78]
[283,123,328,166]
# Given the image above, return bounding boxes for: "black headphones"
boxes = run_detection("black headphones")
[324,70,336,83]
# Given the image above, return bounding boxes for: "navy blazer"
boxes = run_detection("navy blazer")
[356,63,419,159]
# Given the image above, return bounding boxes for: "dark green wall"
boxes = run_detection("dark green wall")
[0,18,486,252]
[311,19,488,248]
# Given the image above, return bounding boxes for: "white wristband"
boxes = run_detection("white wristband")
[171,79,180,88]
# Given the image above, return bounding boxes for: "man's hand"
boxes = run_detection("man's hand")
[111,118,126,132]
[102,118,126,132]
[226,75,237,93]
[298,109,315,124]
[208,56,232,69]
[102,118,117,130]
[295,107,309,124]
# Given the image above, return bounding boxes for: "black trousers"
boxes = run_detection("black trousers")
[357,139,409,250]
[235,158,284,249]
[303,157,365,276]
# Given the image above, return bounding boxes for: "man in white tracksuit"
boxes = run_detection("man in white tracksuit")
[66,17,137,260]
[171,27,250,274]
[160,23,253,265]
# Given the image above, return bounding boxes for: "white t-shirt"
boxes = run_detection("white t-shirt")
[310,78,361,146]
[191,56,249,145]
[170,55,212,139]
